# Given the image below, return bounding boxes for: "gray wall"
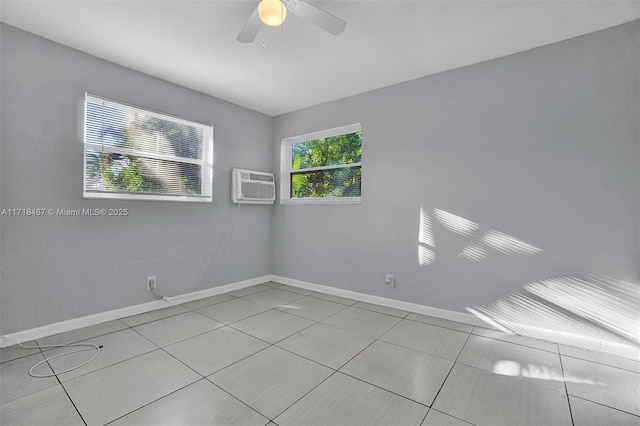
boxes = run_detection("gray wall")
[272,21,640,312]
[2,21,638,335]
[0,24,273,334]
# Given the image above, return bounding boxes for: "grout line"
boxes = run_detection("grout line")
[309,292,358,306]
[558,351,576,426]
[268,370,339,422]
[34,321,130,348]
[56,378,89,426]
[273,297,351,323]
[558,351,640,373]
[336,369,431,408]
[39,341,89,426]
[102,377,207,425]
[204,378,273,424]
[423,408,478,426]
[179,294,239,311]
[351,301,410,318]
[404,314,475,333]
[470,329,560,354]
[567,395,640,419]
[121,306,193,328]
[429,331,472,410]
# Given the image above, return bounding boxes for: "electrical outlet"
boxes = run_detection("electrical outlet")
[385,274,395,288]
[147,275,157,290]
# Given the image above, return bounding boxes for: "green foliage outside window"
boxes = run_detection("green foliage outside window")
[85,112,202,195]
[290,131,362,198]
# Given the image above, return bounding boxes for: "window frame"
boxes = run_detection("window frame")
[280,123,362,205]
[83,93,214,203]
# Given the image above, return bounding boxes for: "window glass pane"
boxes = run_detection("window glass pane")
[85,150,202,196]
[290,166,361,198]
[291,131,362,170]
[86,97,204,160]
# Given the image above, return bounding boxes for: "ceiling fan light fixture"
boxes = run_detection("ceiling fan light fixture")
[258,0,287,27]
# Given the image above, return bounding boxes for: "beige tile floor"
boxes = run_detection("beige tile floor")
[1,282,639,426]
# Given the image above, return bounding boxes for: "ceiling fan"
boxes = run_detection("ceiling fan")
[237,0,347,43]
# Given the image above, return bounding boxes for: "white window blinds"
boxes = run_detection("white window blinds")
[83,94,213,202]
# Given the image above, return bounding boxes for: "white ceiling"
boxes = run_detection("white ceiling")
[1,1,638,116]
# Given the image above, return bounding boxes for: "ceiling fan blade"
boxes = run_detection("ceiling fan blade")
[236,7,262,43]
[288,0,346,35]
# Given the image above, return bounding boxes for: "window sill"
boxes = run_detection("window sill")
[83,191,212,203]
[280,197,361,205]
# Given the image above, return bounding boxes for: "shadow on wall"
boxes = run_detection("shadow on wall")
[468,275,640,360]
[417,205,544,266]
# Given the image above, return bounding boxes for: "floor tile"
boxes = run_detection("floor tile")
[110,379,268,426]
[276,284,317,295]
[311,292,358,305]
[277,323,374,369]
[432,363,571,425]
[180,293,236,311]
[322,307,401,339]
[164,326,269,376]
[559,344,640,373]
[0,352,58,404]
[407,313,474,333]
[457,334,565,392]
[133,311,223,347]
[341,340,453,405]
[381,319,469,360]
[209,346,332,419]
[353,301,409,318]
[472,327,558,353]
[0,340,40,363]
[36,320,128,347]
[0,385,84,426]
[47,328,158,381]
[195,298,270,324]
[63,349,200,425]
[276,295,348,321]
[241,287,307,308]
[562,355,640,415]
[121,305,190,327]
[263,281,284,288]
[274,372,428,426]
[422,409,473,425]
[228,284,271,297]
[230,309,315,343]
[569,395,640,426]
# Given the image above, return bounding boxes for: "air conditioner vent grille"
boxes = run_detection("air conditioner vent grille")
[241,181,275,199]
[249,173,274,182]
[232,168,276,204]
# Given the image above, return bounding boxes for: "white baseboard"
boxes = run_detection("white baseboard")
[1,274,486,348]
[271,275,488,328]
[0,275,272,348]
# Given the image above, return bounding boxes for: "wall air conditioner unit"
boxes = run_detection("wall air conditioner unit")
[231,168,276,204]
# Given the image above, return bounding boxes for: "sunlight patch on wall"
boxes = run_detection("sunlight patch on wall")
[524,276,639,345]
[468,275,640,360]
[419,245,436,266]
[434,209,478,237]
[419,205,435,246]
[417,206,543,266]
[458,244,488,262]
[418,204,436,265]
[483,230,544,256]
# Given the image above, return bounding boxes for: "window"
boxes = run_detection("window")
[83,94,213,202]
[280,123,362,204]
